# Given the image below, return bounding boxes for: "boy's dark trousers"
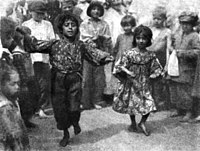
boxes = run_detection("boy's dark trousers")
[51,69,82,130]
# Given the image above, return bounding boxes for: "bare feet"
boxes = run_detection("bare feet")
[138,123,150,136]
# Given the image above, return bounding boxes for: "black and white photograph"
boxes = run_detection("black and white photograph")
[0,0,200,150]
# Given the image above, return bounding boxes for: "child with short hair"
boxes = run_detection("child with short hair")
[18,13,113,147]
[80,1,112,109]
[114,15,136,63]
[0,64,30,151]
[113,25,163,136]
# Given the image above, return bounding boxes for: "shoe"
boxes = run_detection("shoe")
[38,109,51,118]
[180,111,192,123]
[94,104,102,109]
[138,123,150,136]
[188,116,200,123]
[128,124,138,132]
[170,110,182,118]
[24,121,38,129]
[59,130,70,147]
[74,124,81,135]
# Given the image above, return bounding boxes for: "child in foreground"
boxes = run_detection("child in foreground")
[0,64,30,151]
[113,25,163,136]
[18,13,113,147]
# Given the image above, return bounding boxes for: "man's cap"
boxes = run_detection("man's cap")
[29,1,47,13]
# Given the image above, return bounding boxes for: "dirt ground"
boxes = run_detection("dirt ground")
[27,107,200,151]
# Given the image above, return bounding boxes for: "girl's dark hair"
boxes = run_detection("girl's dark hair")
[132,25,153,47]
[87,1,104,17]
[121,15,136,27]
[55,13,80,36]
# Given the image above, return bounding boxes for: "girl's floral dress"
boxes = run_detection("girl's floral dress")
[113,48,163,115]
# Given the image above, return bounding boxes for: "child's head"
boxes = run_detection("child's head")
[152,6,167,28]
[29,1,47,22]
[87,1,104,19]
[0,65,20,98]
[0,17,17,48]
[56,13,80,39]
[132,25,153,48]
[121,15,136,34]
[61,0,76,13]
[179,11,199,34]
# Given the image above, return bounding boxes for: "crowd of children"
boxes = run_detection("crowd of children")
[0,0,200,149]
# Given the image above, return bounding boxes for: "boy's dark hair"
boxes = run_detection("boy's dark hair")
[132,25,153,47]
[55,13,80,36]
[121,15,136,27]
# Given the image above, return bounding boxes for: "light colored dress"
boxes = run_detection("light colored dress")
[112,48,163,115]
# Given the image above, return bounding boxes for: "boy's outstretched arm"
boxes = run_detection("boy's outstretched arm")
[16,27,57,54]
[83,42,114,66]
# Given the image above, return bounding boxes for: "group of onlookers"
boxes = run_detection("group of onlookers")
[0,0,200,150]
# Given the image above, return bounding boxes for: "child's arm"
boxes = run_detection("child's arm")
[150,55,164,78]
[82,43,114,66]
[16,27,57,54]
[118,66,136,78]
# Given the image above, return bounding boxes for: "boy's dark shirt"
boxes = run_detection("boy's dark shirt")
[24,36,111,74]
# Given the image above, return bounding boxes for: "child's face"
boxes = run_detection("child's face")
[123,24,132,34]
[1,72,20,98]
[62,19,78,38]
[90,6,101,19]
[135,33,148,49]
[31,11,45,22]
[181,22,193,34]
[62,2,74,12]
[153,16,165,28]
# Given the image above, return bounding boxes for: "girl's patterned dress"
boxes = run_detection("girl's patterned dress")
[113,48,163,115]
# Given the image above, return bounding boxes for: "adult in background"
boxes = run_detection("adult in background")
[22,1,55,118]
